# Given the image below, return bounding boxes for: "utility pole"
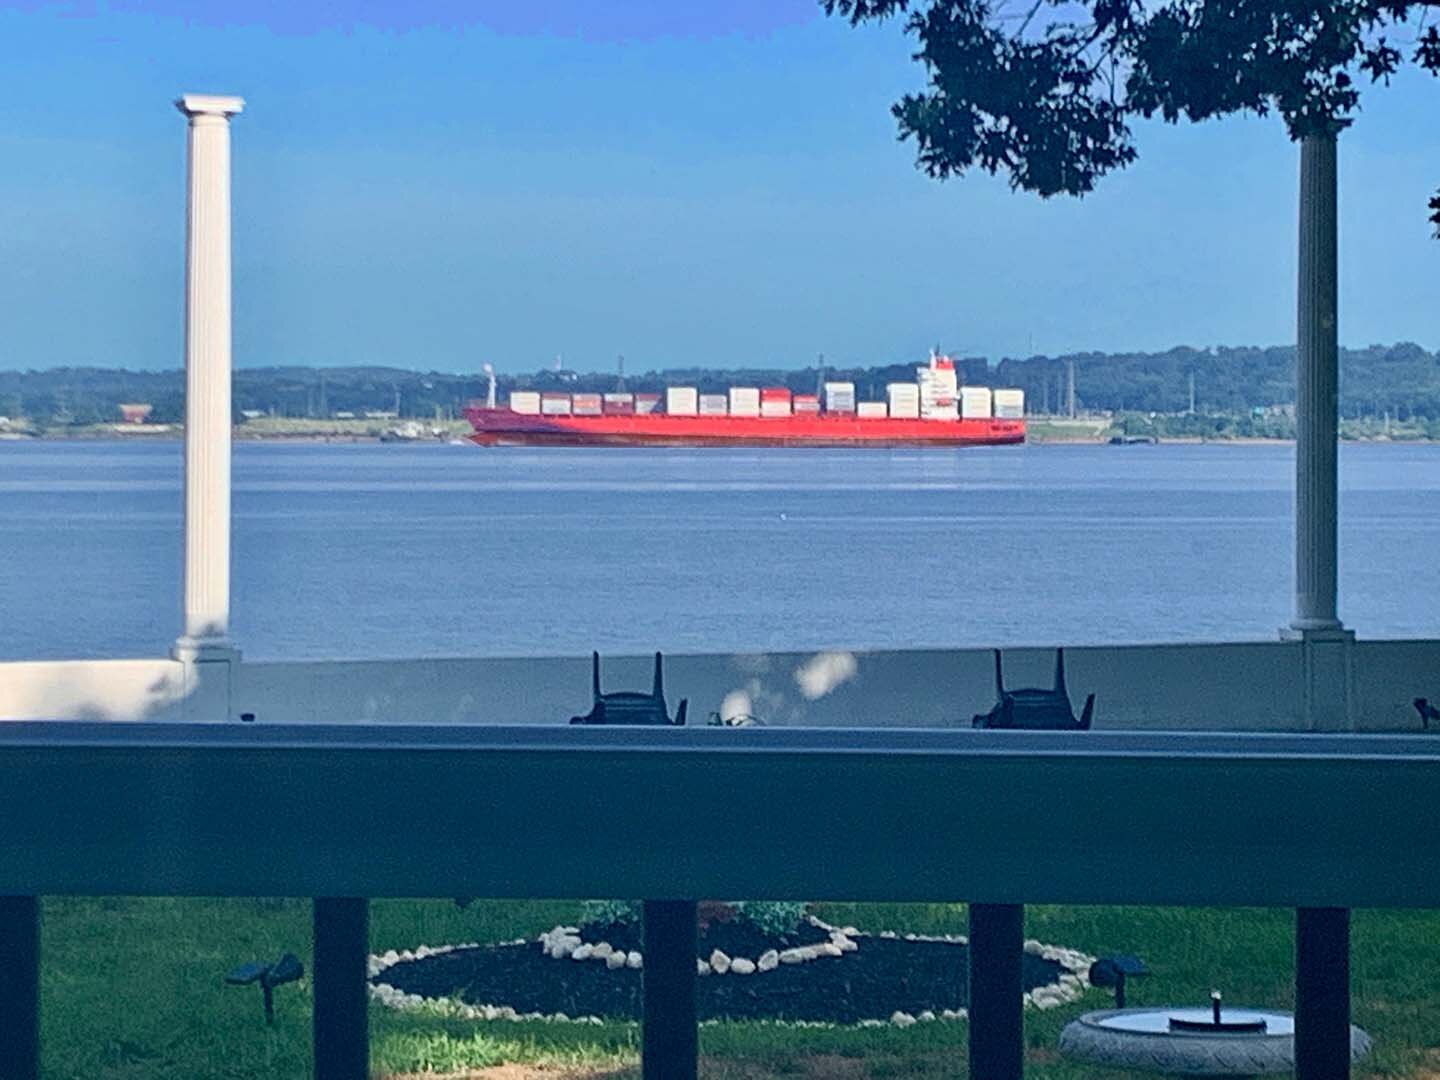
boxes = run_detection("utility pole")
[617,355,626,393]
[1066,358,1077,419]
[1189,370,1197,415]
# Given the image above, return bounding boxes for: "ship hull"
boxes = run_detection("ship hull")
[464,408,1025,448]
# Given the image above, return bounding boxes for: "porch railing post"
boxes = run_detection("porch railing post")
[642,899,698,1080]
[313,897,369,1080]
[969,902,1025,1080]
[1296,906,1351,1080]
[0,896,40,1080]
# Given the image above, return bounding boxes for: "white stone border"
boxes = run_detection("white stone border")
[367,917,1096,1028]
[533,915,860,977]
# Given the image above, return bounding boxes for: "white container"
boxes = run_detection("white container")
[761,400,792,418]
[698,394,728,416]
[993,388,1025,418]
[960,386,993,419]
[666,387,699,416]
[887,384,921,419]
[635,393,660,414]
[856,401,888,418]
[540,394,571,416]
[509,391,541,415]
[824,382,857,413]
[729,387,761,417]
[921,403,959,421]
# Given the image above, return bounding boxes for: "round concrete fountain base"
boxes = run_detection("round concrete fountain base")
[1058,1007,1371,1076]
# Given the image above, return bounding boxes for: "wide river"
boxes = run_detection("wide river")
[2,439,1438,661]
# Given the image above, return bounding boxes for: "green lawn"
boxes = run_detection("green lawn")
[35,898,1440,1078]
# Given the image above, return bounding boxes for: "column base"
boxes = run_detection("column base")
[1280,625,1353,643]
[171,638,241,664]
[171,639,240,722]
[1280,626,1354,731]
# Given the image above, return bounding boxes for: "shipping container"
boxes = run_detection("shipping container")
[572,393,603,416]
[856,401,888,418]
[634,393,660,414]
[960,386,993,419]
[993,388,1025,418]
[729,387,761,417]
[760,400,792,418]
[698,394,729,416]
[887,383,921,419]
[793,394,820,414]
[509,391,541,415]
[603,393,635,415]
[823,381,857,413]
[540,393,572,416]
[921,403,959,421]
[760,387,792,402]
[666,387,699,416]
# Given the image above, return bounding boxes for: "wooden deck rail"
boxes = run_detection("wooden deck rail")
[3,723,1439,1079]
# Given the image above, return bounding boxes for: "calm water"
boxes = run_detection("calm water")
[3,439,1439,661]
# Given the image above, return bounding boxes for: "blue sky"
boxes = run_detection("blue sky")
[0,1,1435,373]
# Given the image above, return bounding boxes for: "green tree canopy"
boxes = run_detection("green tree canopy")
[825,0,1440,233]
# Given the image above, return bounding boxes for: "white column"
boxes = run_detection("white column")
[174,94,243,661]
[1292,131,1343,635]
[1286,131,1353,733]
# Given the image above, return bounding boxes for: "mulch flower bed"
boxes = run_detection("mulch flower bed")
[371,918,1081,1026]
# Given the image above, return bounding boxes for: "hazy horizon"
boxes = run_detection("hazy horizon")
[1,1,1435,374]
[7,338,1436,380]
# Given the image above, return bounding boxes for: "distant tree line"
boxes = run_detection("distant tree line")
[1,341,1438,425]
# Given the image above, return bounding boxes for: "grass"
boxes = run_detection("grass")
[34,898,1440,1079]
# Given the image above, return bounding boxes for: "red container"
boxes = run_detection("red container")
[760,387,792,402]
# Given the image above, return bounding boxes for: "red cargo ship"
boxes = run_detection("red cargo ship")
[464,355,1026,448]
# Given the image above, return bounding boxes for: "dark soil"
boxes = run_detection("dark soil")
[375,928,1067,1024]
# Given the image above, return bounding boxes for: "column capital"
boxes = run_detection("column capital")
[175,94,245,119]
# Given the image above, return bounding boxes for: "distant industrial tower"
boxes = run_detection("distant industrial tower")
[481,363,496,409]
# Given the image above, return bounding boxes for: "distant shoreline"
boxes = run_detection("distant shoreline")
[6,429,1437,447]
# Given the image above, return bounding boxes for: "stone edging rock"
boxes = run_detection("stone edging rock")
[367,918,1097,1028]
